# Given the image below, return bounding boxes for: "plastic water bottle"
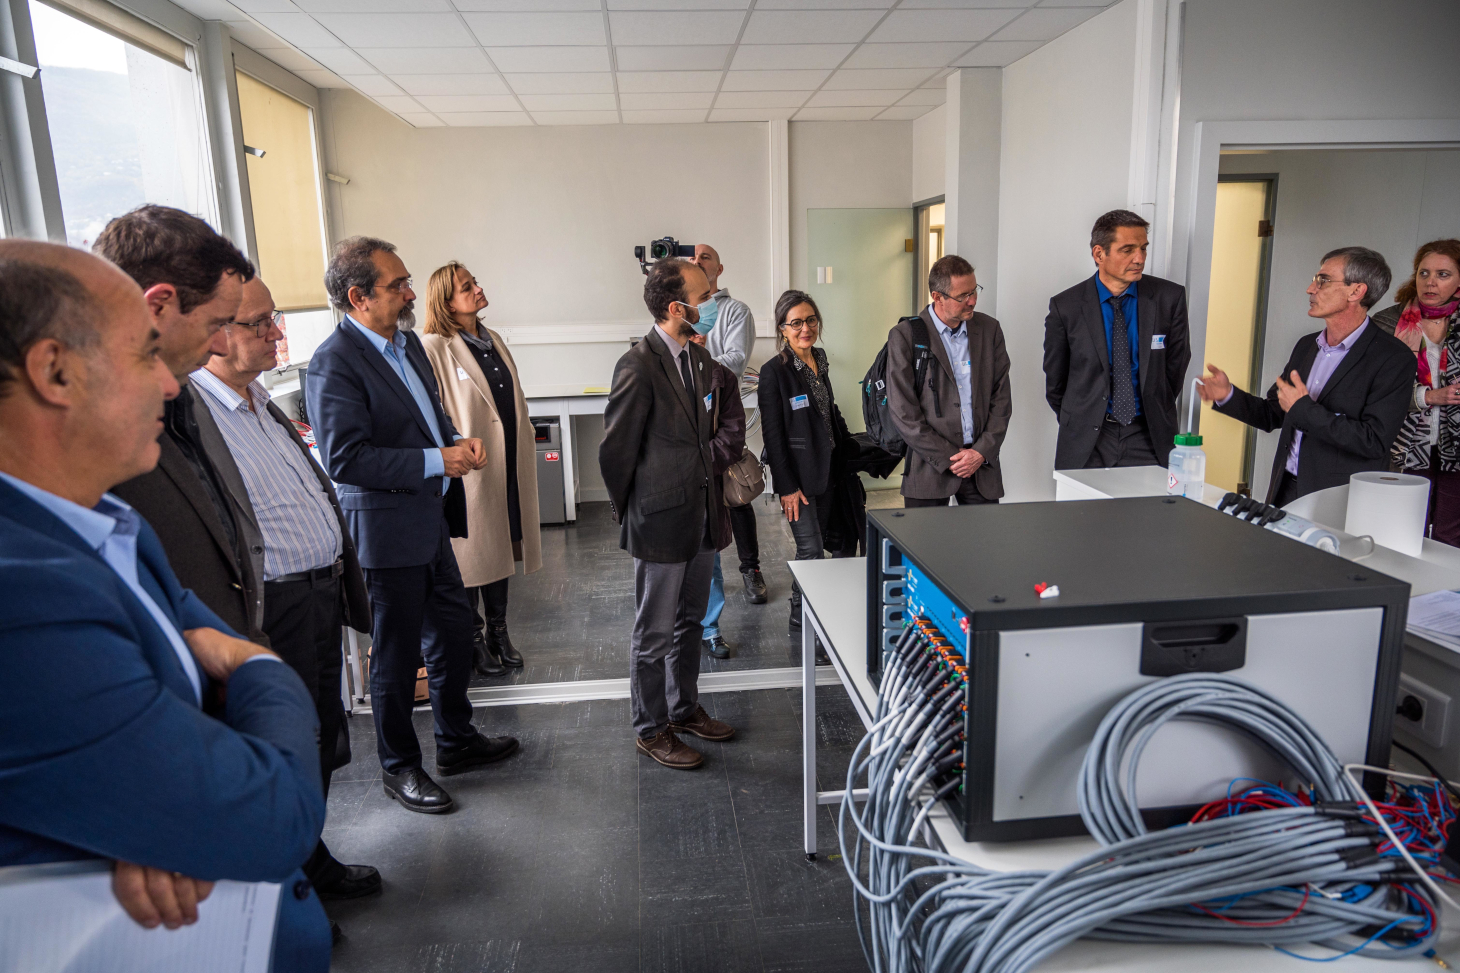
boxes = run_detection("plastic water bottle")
[1167,433,1206,501]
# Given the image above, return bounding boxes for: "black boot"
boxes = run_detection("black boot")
[472,631,506,676]
[488,621,523,668]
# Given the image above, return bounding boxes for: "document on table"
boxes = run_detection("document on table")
[0,860,279,973]
[1408,589,1460,652]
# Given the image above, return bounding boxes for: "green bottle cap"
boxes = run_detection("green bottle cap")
[1174,433,1203,446]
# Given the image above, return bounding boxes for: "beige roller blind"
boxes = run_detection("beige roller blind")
[36,0,188,69]
[236,71,329,311]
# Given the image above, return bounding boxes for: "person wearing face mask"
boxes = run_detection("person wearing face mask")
[419,262,542,676]
[1373,239,1460,544]
[599,258,736,770]
[307,237,520,816]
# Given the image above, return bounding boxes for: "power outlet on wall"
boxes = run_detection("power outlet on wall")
[1395,673,1451,750]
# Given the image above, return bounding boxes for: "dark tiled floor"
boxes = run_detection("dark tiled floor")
[325,688,869,973]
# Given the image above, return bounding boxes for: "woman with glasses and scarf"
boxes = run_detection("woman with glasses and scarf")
[420,262,542,674]
[1374,239,1460,545]
[758,290,859,642]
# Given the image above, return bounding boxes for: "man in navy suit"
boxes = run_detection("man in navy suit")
[307,237,519,815]
[0,241,331,971]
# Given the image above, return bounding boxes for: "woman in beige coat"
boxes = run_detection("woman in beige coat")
[420,262,541,675]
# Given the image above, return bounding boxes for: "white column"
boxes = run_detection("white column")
[943,68,1002,314]
[0,0,63,241]
[768,118,790,308]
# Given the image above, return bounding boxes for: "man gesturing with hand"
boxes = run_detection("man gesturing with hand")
[307,237,517,816]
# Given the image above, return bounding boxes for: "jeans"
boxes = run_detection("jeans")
[728,502,760,572]
[787,492,830,621]
[701,552,725,639]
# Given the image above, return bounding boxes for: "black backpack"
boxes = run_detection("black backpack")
[860,315,940,457]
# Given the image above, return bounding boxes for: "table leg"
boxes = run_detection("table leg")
[803,599,818,862]
[345,627,366,704]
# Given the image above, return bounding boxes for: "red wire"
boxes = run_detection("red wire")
[1191,884,1311,927]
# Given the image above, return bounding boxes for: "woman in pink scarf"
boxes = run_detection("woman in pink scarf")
[1374,239,1460,545]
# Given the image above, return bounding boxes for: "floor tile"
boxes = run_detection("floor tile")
[640,854,754,925]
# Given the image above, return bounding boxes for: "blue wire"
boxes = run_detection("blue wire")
[1274,917,1410,962]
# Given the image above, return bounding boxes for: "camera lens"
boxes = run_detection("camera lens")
[650,240,671,260]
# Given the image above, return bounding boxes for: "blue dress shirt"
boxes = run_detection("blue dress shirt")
[345,316,459,480]
[927,304,976,445]
[1094,275,1142,417]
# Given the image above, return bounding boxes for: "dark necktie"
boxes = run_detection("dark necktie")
[679,350,695,396]
[1109,296,1136,425]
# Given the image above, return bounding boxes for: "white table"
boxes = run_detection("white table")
[522,383,611,522]
[791,554,1460,970]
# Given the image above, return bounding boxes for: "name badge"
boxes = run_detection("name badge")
[456,366,469,380]
[704,392,713,411]
[791,394,809,411]
[1151,335,1166,350]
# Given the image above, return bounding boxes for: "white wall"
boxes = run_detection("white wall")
[1214,148,1460,498]
[912,103,945,204]
[993,0,1140,501]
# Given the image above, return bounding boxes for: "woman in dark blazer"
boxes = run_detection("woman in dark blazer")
[759,289,855,637]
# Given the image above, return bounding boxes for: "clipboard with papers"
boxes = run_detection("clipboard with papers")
[1409,589,1460,653]
[0,860,279,973]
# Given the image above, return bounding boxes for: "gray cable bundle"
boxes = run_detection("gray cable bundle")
[840,643,1438,973]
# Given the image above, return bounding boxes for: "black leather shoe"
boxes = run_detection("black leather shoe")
[703,635,731,659]
[315,864,383,901]
[381,767,454,814]
[741,569,768,605]
[436,731,520,776]
[488,622,524,668]
[331,921,342,946]
[472,632,506,677]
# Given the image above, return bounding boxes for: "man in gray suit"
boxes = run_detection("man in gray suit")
[600,259,735,770]
[887,255,1012,506]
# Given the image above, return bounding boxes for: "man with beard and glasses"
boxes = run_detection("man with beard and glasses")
[306,237,518,816]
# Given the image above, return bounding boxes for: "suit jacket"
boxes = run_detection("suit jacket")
[759,349,853,500]
[420,329,543,587]
[111,384,269,644]
[1215,322,1415,503]
[305,321,467,570]
[1043,273,1192,469]
[599,328,727,563]
[0,477,330,972]
[887,308,1012,501]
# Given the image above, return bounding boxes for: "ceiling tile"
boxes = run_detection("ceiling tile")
[373,95,425,112]
[823,68,934,89]
[720,69,829,91]
[392,73,509,95]
[991,7,1101,40]
[608,0,748,8]
[897,87,945,106]
[953,40,1041,66]
[1038,0,1111,5]
[314,13,473,47]
[251,13,342,47]
[615,71,722,93]
[714,90,809,109]
[355,47,494,73]
[877,104,934,119]
[454,0,597,9]
[730,44,852,70]
[295,0,451,11]
[619,91,713,110]
[708,107,795,121]
[741,10,883,45]
[843,42,971,68]
[415,94,521,111]
[900,0,1036,7]
[921,68,955,87]
[228,0,298,13]
[613,46,731,71]
[303,47,377,74]
[607,11,745,46]
[755,0,891,7]
[462,12,606,46]
[505,72,613,94]
[530,110,620,125]
[440,111,534,125]
[294,68,350,86]
[621,109,709,123]
[868,8,1021,43]
[486,46,611,72]
[398,112,446,127]
[518,92,618,111]
[342,74,404,96]
[226,20,289,48]
[179,0,247,18]
[806,88,902,107]
[795,106,882,120]
[255,47,321,72]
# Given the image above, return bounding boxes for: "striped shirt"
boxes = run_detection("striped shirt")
[191,369,343,580]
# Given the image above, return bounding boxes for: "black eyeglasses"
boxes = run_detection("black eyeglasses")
[228,309,284,338]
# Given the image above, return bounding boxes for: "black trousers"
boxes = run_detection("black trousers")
[263,571,346,884]
[1272,471,1303,509]
[903,479,998,507]
[363,520,478,774]
[1084,415,1158,468]
[469,576,510,630]
[728,502,760,572]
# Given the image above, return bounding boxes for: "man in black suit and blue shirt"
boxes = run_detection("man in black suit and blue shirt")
[307,237,518,815]
[1043,209,1191,469]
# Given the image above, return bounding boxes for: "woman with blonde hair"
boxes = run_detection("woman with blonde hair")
[420,262,541,673]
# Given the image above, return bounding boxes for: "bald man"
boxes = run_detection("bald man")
[0,242,331,971]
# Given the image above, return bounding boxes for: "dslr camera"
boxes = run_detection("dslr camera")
[635,236,696,275]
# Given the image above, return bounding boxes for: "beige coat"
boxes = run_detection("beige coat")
[420,328,542,586]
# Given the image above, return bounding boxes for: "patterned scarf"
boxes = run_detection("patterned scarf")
[790,347,833,438]
[1392,305,1460,473]
[1394,297,1460,350]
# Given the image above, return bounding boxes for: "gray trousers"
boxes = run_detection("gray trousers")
[630,542,715,739]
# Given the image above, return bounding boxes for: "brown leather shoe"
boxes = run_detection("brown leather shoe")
[636,729,704,769]
[669,705,736,742]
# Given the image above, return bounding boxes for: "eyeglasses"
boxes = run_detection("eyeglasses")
[381,277,413,294]
[228,309,284,338]
[782,314,820,332]
[936,285,983,305]
[1310,274,1351,288]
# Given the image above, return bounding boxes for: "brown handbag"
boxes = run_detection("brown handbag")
[722,448,765,507]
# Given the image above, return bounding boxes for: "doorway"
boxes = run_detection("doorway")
[1200,175,1276,494]
[915,198,945,308]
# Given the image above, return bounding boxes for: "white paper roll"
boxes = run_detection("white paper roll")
[1343,471,1430,557]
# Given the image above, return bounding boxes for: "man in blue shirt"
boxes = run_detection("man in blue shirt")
[1043,209,1191,470]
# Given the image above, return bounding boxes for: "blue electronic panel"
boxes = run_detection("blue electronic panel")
[905,563,968,658]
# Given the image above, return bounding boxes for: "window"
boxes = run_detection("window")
[28,0,215,248]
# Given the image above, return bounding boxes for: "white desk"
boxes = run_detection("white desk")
[791,554,1460,970]
[522,384,611,522]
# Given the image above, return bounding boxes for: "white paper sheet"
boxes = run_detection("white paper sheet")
[0,861,279,973]
[1408,590,1460,652]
